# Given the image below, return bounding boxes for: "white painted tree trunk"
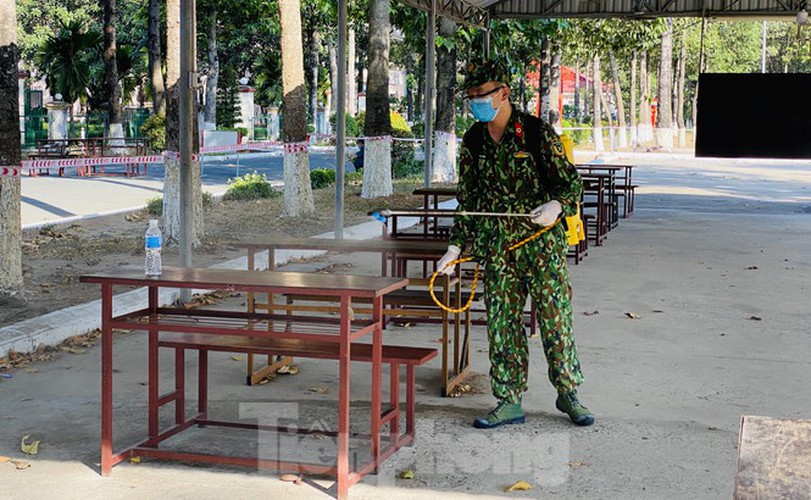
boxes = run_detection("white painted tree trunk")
[678,128,687,147]
[432,131,457,183]
[108,122,125,151]
[361,138,392,198]
[162,155,204,245]
[618,126,628,149]
[282,148,315,216]
[347,28,357,116]
[0,0,23,292]
[0,177,22,291]
[656,127,674,151]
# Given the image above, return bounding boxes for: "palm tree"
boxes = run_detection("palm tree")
[279,0,315,216]
[432,17,457,183]
[0,0,23,291]
[35,21,101,108]
[103,0,124,141]
[362,0,393,198]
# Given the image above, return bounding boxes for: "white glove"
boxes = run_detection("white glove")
[436,245,461,276]
[530,200,563,227]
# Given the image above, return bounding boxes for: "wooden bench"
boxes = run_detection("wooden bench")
[158,332,437,449]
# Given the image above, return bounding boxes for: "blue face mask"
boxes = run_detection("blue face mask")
[469,90,503,122]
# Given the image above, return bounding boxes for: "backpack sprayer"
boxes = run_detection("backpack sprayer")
[370,209,562,313]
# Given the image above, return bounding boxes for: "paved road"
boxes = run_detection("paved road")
[20,149,356,227]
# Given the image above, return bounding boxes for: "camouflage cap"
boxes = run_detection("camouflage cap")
[460,59,510,93]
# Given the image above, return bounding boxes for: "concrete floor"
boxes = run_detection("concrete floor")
[2,156,811,499]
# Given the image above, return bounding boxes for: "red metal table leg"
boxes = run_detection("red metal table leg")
[337,296,352,500]
[371,296,383,472]
[101,283,113,476]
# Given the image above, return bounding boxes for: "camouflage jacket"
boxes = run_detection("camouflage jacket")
[449,108,583,261]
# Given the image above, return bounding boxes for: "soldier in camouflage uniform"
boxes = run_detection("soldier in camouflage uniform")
[437,59,594,428]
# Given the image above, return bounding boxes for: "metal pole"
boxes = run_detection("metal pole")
[180,0,195,272]
[760,21,767,73]
[423,0,436,188]
[334,0,347,239]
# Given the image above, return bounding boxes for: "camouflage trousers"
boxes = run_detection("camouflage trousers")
[482,235,584,403]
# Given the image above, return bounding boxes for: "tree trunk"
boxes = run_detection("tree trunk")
[638,51,653,143]
[347,27,357,116]
[573,57,580,122]
[328,38,337,116]
[676,34,687,147]
[405,51,414,121]
[361,0,393,198]
[162,0,203,244]
[609,51,627,148]
[148,0,165,115]
[601,87,615,149]
[656,19,674,151]
[308,28,319,134]
[592,54,604,152]
[204,12,218,129]
[279,0,315,216]
[539,36,551,120]
[104,0,123,142]
[630,51,638,144]
[432,17,456,183]
[0,0,23,292]
[548,39,562,129]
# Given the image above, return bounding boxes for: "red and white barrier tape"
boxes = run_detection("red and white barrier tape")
[0,166,21,177]
[21,155,164,170]
[283,142,309,154]
[163,151,200,161]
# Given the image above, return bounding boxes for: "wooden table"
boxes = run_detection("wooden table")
[81,267,410,499]
[578,164,635,217]
[412,186,457,210]
[579,171,616,245]
[236,238,473,396]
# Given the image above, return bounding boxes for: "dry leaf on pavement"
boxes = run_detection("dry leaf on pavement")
[399,470,415,479]
[505,480,532,492]
[625,312,642,319]
[582,310,599,316]
[748,316,762,321]
[568,461,589,468]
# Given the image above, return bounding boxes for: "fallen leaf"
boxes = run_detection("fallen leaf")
[505,480,532,492]
[11,459,30,470]
[230,355,245,361]
[21,435,40,455]
[277,364,299,375]
[308,387,329,394]
[60,347,87,355]
[748,316,762,321]
[708,426,719,431]
[129,457,141,464]
[745,266,758,270]
[0,456,10,463]
[652,310,664,313]
[280,473,303,484]
[394,322,413,328]
[568,461,589,468]
[399,470,415,480]
[625,312,642,319]
[582,310,599,316]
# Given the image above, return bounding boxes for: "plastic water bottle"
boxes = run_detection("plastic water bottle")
[144,219,162,276]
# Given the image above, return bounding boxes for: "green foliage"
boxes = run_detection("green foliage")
[392,156,423,179]
[310,168,336,189]
[330,114,361,138]
[223,172,280,201]
[146,196,163,216]
[17,0,100,64]
[140,113,166,153]
[455,115,475,136]
[145,192,213,216]
[34,20,102,105]
[217,67,241,129]
[345,170,363,185]
[561,119,590,146]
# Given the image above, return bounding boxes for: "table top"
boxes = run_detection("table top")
[236,237,449,254]
[412,187,457,196]
[81,267,409,297]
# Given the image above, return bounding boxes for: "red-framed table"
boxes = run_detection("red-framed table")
[80,267,409,499]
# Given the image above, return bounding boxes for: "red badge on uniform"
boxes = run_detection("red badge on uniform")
[515,122,523,139]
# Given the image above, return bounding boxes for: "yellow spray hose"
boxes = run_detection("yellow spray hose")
[429,218,561,313]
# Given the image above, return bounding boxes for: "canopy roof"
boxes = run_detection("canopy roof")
[401,0,807,25]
